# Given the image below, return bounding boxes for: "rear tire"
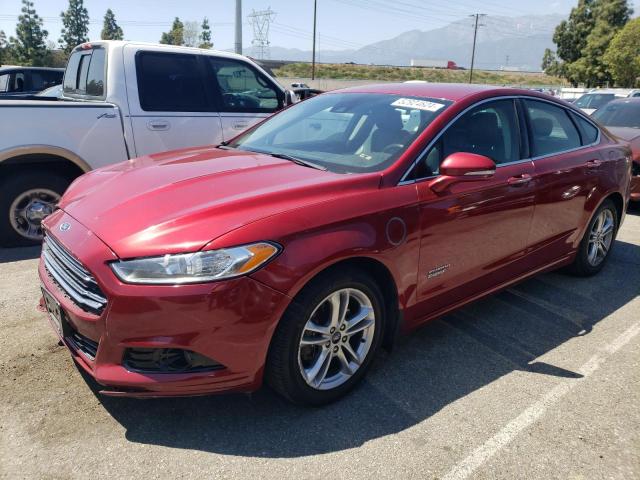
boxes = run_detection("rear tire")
[266,268,385,406]
[568,199,618,276]
[0,171,70,247]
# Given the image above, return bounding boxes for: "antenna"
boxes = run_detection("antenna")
[248,7,276,60]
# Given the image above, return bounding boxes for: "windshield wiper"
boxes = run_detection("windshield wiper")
[266,152,328,171]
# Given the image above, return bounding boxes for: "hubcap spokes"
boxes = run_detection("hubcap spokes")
[587,209,614,266]
[298,288,375,390]
[9,189,60,241]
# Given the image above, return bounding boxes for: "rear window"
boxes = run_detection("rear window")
[30,70,63,91]
[63,48,106,98]
[136,52,208,112]
[592,102,640,128]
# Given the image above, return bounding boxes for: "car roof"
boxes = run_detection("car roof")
[585,88,638,96]
[0,66,64,73]
[76,40,255,63]
[328,82,533,103]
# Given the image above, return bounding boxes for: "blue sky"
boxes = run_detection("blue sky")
[1,0,638,52]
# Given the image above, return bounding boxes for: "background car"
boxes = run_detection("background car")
[592,97,640,201]
[574,88,640,115]
[38,84,630,405]
[0,66,64,97]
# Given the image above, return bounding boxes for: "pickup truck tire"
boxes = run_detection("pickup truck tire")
[0,171,71,247]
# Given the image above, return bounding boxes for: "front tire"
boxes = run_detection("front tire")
[0,171,70,247]
[266,268,385,406]
[568,199,618,276]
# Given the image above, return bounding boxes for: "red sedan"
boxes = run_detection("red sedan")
[39,84,632,405]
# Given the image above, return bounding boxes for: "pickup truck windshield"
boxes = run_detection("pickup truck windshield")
[229,93,451,173]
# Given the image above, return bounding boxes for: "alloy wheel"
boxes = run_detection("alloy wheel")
[297,288,376,390]
[587,208,614,267]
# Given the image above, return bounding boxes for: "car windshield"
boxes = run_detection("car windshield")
[592,102,640,128]
[229,92,452,173]
[574,93,616,109]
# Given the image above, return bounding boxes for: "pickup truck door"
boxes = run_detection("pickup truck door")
[123,46,224,157]
[202,56,284,141]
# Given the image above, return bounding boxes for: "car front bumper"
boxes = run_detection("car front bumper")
[38,210,291,398]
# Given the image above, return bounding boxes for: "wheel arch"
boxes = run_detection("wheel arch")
[0,145,91,181]
[285,255,402,351]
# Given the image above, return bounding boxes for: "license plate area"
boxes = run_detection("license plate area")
[41,286,65,337]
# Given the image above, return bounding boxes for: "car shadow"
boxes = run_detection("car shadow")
[83,239,639,458]
[627,202,640,216]
[0,246,41,264]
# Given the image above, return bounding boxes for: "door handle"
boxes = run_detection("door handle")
[232,122,249,130]
[585,159,602,169]
[507,173,532,185]
[147,120,170,131]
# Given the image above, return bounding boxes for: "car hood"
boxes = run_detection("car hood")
[60,146,377,258]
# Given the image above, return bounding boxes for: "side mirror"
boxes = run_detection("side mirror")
[284,89,299,106]
[430,152,496,193]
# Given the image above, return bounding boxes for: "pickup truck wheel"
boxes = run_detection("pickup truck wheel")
[0,172,70,247]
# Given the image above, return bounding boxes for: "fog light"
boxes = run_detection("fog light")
[123,348,224,373]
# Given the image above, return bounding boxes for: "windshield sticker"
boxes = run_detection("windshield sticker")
[391,98,445,112]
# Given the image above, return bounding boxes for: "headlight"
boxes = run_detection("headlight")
[110,242,280,285]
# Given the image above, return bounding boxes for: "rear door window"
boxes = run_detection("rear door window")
[524,100,581,157]
[136,51,208,112]
[206,57,282,112]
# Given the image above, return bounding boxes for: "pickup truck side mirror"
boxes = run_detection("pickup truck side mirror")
[430,152,496,193]
[284,89,299,106]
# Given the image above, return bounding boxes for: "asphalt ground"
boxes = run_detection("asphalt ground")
[1,206,638,479]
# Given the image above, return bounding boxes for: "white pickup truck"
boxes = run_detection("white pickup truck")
[0,41,294,246]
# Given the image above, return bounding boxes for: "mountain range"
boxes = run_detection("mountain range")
[261,14,566,71]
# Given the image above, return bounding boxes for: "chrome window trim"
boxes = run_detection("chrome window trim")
[398,95,602,186]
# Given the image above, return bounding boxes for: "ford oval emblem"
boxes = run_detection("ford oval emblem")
[59,222,71,232]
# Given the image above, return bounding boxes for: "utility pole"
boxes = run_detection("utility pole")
[312,0,318,80]
[469,13,486,83]
[235,0,242,54]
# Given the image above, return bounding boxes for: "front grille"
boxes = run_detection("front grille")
[42,233,107,315]
[68,331,99,360]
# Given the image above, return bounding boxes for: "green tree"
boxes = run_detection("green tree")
[101,9,123,40]
[604,17,640,86]
[0,30,8,65]
[541,48,563,76]
[9,0,49,66]
[199,17,213,49]
[159,17,184,45]
[59,0,89,54]
[572,0,632,86]
[549,0,632,86]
